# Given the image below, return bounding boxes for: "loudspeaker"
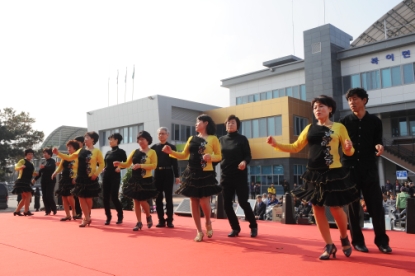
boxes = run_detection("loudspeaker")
[174,198,204,217]
[215,193,227,219]
[281,194,296,224]
[406,198,415,234]
[235,199,255,218]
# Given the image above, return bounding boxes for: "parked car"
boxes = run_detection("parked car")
[0,183,9,209]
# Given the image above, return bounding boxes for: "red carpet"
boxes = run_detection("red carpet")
[1,210,414,275]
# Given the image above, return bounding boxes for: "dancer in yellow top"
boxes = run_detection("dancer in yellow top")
[162,114,222,242]
[266,95,358,260]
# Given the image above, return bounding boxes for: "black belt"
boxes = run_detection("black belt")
[157,166,171,170]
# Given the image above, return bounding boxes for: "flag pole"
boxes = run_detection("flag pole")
[132,65,135,101]
[107,77,110,106]
[116,69,119,104]
[124,67,127,103]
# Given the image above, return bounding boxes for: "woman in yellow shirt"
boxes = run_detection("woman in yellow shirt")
[52,140,80,221]
[114,131,158,231]
[162,114,222,242]
[53,131,104,227]
[12,149,37,216]
[267,95,358,260]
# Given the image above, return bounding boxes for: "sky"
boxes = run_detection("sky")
[0,0,402,141]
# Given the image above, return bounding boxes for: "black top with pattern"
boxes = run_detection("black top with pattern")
[131,150,147,178]
[187,136,207,170]
[306,124,334,170]
[61,160,74,179]
[20,159,34,182]
[77,148,92,178]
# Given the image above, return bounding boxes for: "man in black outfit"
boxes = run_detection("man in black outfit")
[219,115,258,237]
[33,148,57,215]
[151,127,180,228]
[340,88,392,254]
[103,133,127,225]
[72,136,84,218]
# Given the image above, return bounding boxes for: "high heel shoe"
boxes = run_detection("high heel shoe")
[340,236,352,257]
[146,216,153,228]
[13,212,24,216]
[194,232,204,242]
[104,217,111,225]
[60,216,72,221]
[206,222,213,238]
[116,218,123,225]
[319,244,337,260]
[133,222,143,231]
[79,219,91,227]
[23,211,34,216]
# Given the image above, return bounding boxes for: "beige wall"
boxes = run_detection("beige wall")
[205,96,312,160]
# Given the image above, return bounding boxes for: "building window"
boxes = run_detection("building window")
[361,70,380,91]
[293,86,300,98]
[391,117,408,137]
[391,66,402,86]
[409,116,415,136]
[248,164,285,190]
[171,123,194,142]
[241,116,282,138]
[236,97,242,105]
[381,68,392,88]
[235,84,305,105]
[286,87,293,97]
[403,64,415,84]
[100,124,143,146]
[242,120,252,138]
[294,116,308,135]
[300,85,306,100]
[293,164,306,185]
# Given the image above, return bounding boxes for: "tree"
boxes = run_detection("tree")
[120,168,133,210]
[0,108,44,181]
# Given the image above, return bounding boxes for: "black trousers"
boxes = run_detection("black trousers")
[348,165,389,247]
[222,175,257,230]
[74,196,82,215]
[154,169,174,223]
[102,173,123,219]
[41,182,57,214]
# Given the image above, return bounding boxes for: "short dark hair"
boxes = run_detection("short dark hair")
[137,130,153,145]
[74,136,84,143]
[108,133,123,145]
[224,114,241,130]
[197,114,216,135]
[66,140,80,151]
[345,88,369,105]
[42,147,53,156]
[311,95,337,118]
[24,149,34,156]
[85,131,99,145]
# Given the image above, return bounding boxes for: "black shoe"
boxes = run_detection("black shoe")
[53,211,57,215]
[24,211,34,216]
[319,244,337,260]
[146,215,153,228]
[45,213,50,216]
[166,222,174,228]
[74,214,82,219]
[340,236,352,257]
[228,229,240,237]
[353,244,369,253]
[250,228,258,238]
[116,218,123,225]
[156,221,166,228]
[60,217,72,221]
[104,217,111,225]
[133,222,143,231]
[377,244,392,254]
[13,212,24,216]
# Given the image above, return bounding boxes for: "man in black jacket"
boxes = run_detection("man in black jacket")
[220,115,257,237]
[33,148,56,215]
[253,195,265,220]
[151,127,180,228]
[340,88,391,254]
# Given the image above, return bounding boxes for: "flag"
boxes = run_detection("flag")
[125,67,127,83]
[132,65,135,79]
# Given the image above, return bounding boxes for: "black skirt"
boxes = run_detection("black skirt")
[55,177,74,197]
[291,167,358,207]
[12,179,33,194]
[176,166,222,198]
[71,176,101,198]
[122,176,158,201]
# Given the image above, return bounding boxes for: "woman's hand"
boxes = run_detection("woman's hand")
[162,145,172,154]
[51,173,56,180]
[238,161,246,170]
[91,175,97,181]
[52,147,59,155]
[31,179,35,185]
[72,179,76,185]
[202,154,211,162]
[266,136,277,147]
[113,161,120,167]
[115,167,121,173]
[132,164,141,170]
[344,139,353,151]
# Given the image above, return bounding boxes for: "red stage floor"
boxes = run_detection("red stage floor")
[1,209,414,276]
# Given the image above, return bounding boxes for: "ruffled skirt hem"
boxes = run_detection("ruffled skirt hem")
[122,176,158,201]
[71,176,101,198]
[11,179,33,194]
[55,177,75,197]
[175,167,222,198]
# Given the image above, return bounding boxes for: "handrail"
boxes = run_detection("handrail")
[383,138,415,165]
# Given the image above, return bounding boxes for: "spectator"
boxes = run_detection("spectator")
[254,182,261,196]
[293,196,301,208]
[267,194,279,206]
[262,193,269,204]
[283,180,290,194]
[297,200,312,218]
[387,194,396,206]
[394,180,401,196]
[409,182,415,198]
[250,182,256,199]
[293,183,298,190]
[396,188,410,213]
[267,183,276,195]
[253,195,266,220]
[382,194,388,206]
[385,180,393,193]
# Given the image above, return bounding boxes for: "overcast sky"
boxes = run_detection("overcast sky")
[0,0,401,140]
